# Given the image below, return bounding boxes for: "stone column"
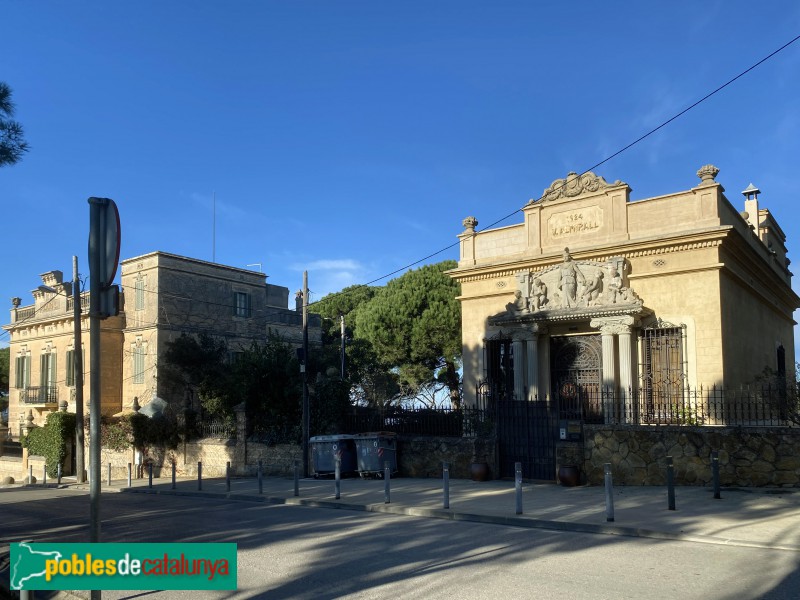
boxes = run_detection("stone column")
[539,332,551,403]
[512,338,526,401]
[618,326,634,423]
[526,332,539,401]
[590,316,636,424]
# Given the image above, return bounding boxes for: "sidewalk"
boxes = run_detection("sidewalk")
[72,474,800,552]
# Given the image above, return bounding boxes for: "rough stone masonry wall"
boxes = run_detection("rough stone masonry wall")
[584,425,800,487]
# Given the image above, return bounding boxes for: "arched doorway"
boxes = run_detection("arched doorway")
[551,335,603,423]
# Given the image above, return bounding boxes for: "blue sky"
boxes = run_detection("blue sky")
[2,2,800,349]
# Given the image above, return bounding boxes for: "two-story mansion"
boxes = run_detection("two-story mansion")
[4,252,320,436]
[449,165,798,477]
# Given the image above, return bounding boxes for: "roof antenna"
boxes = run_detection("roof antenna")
[212,191,216,263]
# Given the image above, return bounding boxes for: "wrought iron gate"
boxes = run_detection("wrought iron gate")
[496,399,557,480]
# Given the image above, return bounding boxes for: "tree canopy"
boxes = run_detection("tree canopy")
[313,262,462,408]
[0,82,29,167]
[355,260,462,408]
[0,347,9,395]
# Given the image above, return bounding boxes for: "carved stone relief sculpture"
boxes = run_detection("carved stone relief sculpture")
[507,248,641,315]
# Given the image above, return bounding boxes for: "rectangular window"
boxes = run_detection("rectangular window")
[66,350,74,387]
[40,353,57,402]
[135,278,145,311]
[15,355,30,389]
[66,348,84,387]
[133,346,145,384]
[641,326,685,421]
[233,292,251,318]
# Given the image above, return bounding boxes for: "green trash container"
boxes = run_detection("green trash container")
[310,435,357,477]
[354,432,397,478]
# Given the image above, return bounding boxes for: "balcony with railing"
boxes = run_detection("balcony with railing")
[20,386,59,406]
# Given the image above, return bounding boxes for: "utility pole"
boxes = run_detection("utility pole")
[73,256,85,483]
[301,271,309,478]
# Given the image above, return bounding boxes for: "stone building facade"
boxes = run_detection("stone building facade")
[449,165,798,479]
[4,252,320,434]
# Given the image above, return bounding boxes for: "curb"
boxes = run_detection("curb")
[122,487,800,553]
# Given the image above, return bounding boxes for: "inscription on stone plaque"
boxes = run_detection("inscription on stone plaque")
[549,206,602,239]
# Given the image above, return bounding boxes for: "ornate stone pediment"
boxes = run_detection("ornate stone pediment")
[494,248,643,324]
[534,171,624,203]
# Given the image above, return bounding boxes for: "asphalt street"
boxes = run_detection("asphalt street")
[2,486,799,599]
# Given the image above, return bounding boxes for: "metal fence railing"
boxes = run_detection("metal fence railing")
[199,418,236,439]
[552,385,798,427]
[342,406,493,437]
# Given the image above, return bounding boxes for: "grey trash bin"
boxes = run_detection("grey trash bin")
[354,432,397,478]
[310,435,357,478]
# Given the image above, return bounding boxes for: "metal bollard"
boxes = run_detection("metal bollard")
[171,461,176,490]
[384,461,391,504]
[148,462,153,489]
[198,461,203,491]
[712,450,721,499]
[294,460,300,497]
[43,465,47,487]
[127,463,132,488]
[515,462,523,515]
[226,461,231,492]
[335,456,341,500]
[258,460,263,494]
[57,463,62,485]
[108,462,112,487]
[443,462,450,510]
[604,463,615,522]
[29,465,33,485]
[666,456,676,511]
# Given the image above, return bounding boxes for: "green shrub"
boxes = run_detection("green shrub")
[22,412,76,477]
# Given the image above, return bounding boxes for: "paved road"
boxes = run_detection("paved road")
[2,487,799,599]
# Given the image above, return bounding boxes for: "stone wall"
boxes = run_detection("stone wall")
[583,425,800,487]
[92,435,496,481]
[398,436,496,479]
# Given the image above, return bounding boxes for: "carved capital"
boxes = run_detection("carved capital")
[590,315,635,335]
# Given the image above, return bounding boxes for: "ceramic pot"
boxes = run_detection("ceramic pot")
[470,461,491,482]
[558,464,580,486]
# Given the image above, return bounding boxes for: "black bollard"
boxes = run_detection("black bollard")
[226,461,231,492]
[127,463,132,488]
[172,461,176,490]
[515,462,523,515]
[335,456,341,500]
[666,456,676,511]
[604,463,615,522]
[712,450,721,499]
[384,461,391,504]
[198,461,203,491]
[443,462,450,509]
[148,462,153,488]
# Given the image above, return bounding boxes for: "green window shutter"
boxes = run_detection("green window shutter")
[15,356,23,388]
[66,350,74,387]
[135,279,145,311]
[133,347,145,384]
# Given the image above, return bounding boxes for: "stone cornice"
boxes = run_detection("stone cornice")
[451,231,727,284]
[489,303,649,327]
